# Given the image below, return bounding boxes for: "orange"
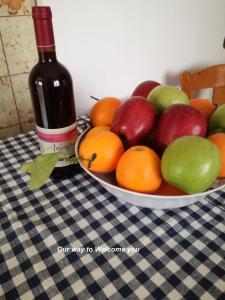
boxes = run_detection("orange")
[189,98,215,120]
[90,97,121,127]
[79,131,124,173]
[154,181,186,196]
[207,133,225,178]
[116,146,162,193]
[86,126,111,137]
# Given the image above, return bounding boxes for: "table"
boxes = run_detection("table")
[1,124,225,300]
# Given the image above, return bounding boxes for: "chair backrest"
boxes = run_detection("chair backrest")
[180,64,225,105]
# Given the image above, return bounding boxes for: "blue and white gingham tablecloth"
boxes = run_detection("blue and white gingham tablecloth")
[0,118,225,299]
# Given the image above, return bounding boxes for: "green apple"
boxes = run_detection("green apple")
[209,104,225,132]
[147,85,189,114]
[161,136,221,194]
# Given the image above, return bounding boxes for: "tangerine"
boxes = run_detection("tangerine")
[79,131,124,173]
[154,181,186,196]
[90,97,121,127]
[86,126,111,137]
[207,133,225,178]
[189,98,215,120]
[116,145,162,193]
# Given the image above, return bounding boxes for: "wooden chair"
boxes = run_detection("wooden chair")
[180,64,225,105]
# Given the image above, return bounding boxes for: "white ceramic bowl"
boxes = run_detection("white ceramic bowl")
[75,129,225,209]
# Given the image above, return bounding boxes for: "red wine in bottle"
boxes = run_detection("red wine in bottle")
[29,6,80,179]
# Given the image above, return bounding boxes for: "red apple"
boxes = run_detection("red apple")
[153,104,207,150]
[132,80,160,98]
[111,96,157,147]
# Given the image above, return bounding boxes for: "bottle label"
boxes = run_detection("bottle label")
[36,123,77,167]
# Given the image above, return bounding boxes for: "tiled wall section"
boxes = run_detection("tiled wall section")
[0,0,37,139]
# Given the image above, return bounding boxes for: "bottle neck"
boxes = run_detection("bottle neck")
[32,7,56,61]
[38,47,57,62]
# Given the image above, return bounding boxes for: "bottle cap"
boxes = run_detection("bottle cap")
[32,6,55,49]
[32,6,52,19]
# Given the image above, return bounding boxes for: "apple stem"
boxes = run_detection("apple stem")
[90,96,99,101]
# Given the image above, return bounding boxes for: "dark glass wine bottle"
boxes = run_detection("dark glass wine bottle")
[29,6,80,180]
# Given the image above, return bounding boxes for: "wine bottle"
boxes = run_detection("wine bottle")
[29,6,79,179]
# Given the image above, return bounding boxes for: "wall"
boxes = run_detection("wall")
[42,0,225,115]
[0,0,37,139]
[1,0,225,139]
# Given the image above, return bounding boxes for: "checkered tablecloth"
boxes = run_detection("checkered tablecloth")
[1,122,225,299]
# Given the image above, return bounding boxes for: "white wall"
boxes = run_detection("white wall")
[40,0,225,115]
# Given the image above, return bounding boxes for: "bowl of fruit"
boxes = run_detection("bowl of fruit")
[75,82,225,209]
